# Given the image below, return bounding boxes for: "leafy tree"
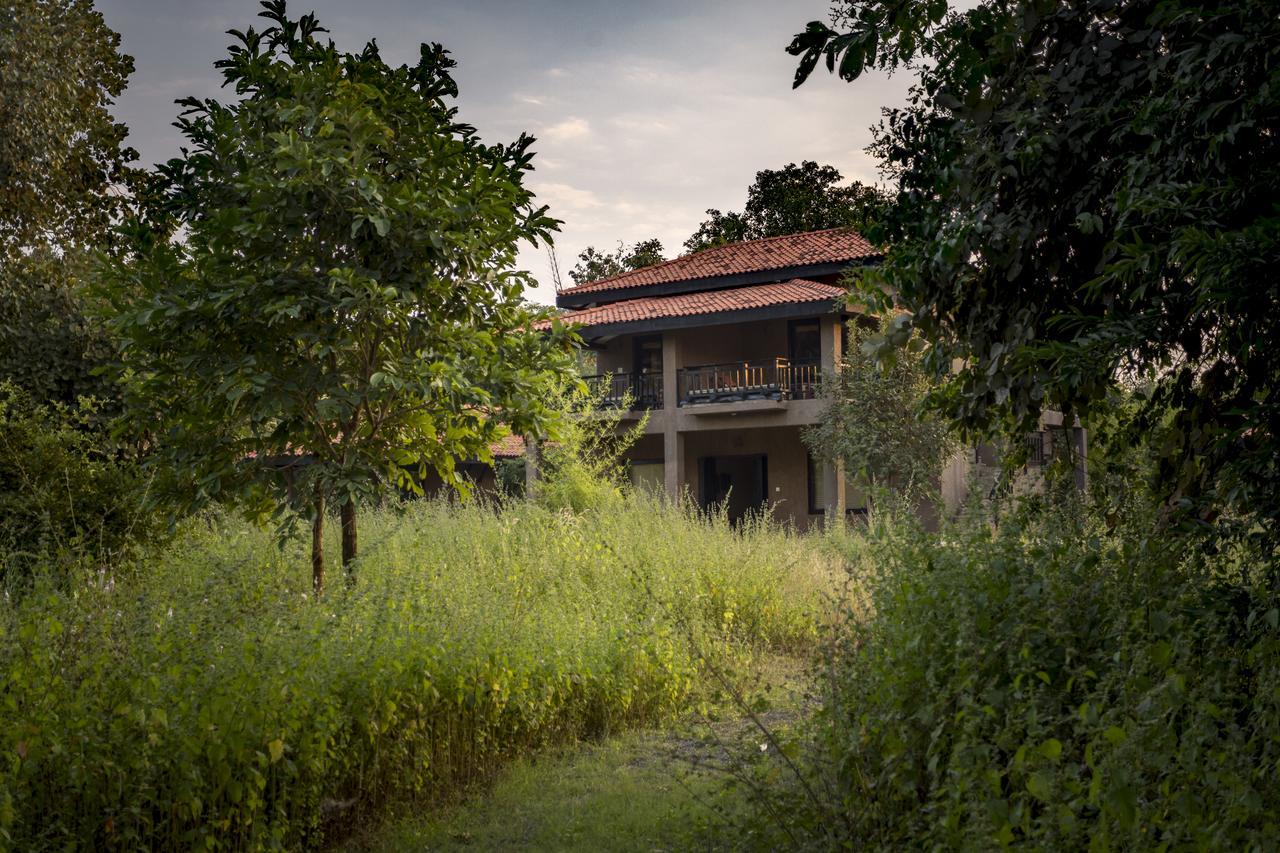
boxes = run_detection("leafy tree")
[804,317,957,504]
[683,161,889,253]
[0,247,119,413]
[103,1,578,592]
[790,0,1280,526]
[0,0,137,254]
[0,0,138,408]
[567,237,665,285]
[683,209,750,254]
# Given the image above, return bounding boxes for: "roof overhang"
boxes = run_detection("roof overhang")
[556,260,877,309]
[576,298,854,342]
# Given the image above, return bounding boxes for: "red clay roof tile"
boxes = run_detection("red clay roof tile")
[559,227,879,296]
[552,279,846,331]
[489,433,526,458]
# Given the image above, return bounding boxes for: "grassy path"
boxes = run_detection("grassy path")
[343,656,811,852]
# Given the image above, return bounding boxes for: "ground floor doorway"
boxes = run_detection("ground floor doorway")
[699,454,768,525]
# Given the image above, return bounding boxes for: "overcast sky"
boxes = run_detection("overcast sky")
[98,0,908,304]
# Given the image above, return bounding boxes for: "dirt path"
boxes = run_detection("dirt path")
[342,655,812,852]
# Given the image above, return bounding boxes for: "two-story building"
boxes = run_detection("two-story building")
[550,227,879,530]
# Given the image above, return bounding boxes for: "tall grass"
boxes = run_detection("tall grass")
[758,494,1280,849]
[0,495,836,850]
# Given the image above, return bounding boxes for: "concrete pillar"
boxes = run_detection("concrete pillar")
[661,334,684,500]
[524,434,540,496]
[820,315,846,522]
[663,430,685,501]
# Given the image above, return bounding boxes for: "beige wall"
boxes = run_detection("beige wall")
[671,319,790,367]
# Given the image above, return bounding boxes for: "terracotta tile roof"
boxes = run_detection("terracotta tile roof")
[489,433,526,458]
[559,227,879,296]
[553,279,846,331]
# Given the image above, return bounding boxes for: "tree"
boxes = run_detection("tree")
[103,1,578,592]
[0,0,138,409]
[567,237,665,285]
[0,247,119,413]
[0,0,137,255]
[683,161,889,253]
[790,1,1280,525]
[804,316,957,505]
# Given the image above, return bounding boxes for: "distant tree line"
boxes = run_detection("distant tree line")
[567,160,890,286]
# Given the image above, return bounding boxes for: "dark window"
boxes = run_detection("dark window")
[788,319,821,366]
[633,335,663,374]
[807,452,822,514]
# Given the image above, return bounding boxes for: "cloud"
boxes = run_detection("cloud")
[534,182,603,212]
[102,0,904,307]
[543,117,592,141]
[609,115,674,133]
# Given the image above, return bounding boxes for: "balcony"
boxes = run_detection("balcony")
[582,359,820,411]
[677,359,819,407]
[582,370,663,409]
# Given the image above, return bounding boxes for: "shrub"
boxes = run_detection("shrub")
[0,496,835,850]
[532,380,646,514]
[0,382,162,590]
[778,495,1280,849]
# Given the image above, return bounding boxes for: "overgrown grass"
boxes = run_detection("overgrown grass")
[0,496,836,850]
[349,654,815,852]
[761,493,1280,849]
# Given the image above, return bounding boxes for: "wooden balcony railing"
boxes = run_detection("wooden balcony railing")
[582,371,663,409]
[677,359,819,406]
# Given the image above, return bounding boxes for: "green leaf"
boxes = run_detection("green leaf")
[1102,726,1127,745]
[1027,770,1054,802]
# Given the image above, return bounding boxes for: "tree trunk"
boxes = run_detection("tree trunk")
[312,493,325,595]
[341,497,357,584]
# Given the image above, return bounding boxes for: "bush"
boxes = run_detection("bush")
[531,379,647,514]
[0,382,163,590]
[778,494,1280,849]
[0,496,835,850]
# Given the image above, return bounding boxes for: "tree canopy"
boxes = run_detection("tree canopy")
[683,161,889,253]
[103,1,577,590]
[0,0,137,256]
[0,0,137,409]
[805,317,957,503]
[567,238,665,285]
[791,0,1280,525]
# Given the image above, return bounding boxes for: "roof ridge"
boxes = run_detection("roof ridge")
[560,225,880,295]
[573,250,695,290]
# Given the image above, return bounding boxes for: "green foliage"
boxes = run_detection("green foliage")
[0,383,163,589]
[533,382,648,513]
[0,497,834,850]
[567,238,666,285]
[0,0,138,256]
[0,0,137,412]
[0,248,118,413]
[790,0,1280,524]
[804,317,957,501]
[683,161,890,253]
[771,495,1280,849]
[100,2,578,575]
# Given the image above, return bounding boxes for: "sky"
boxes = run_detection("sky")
[98,0,910,305]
